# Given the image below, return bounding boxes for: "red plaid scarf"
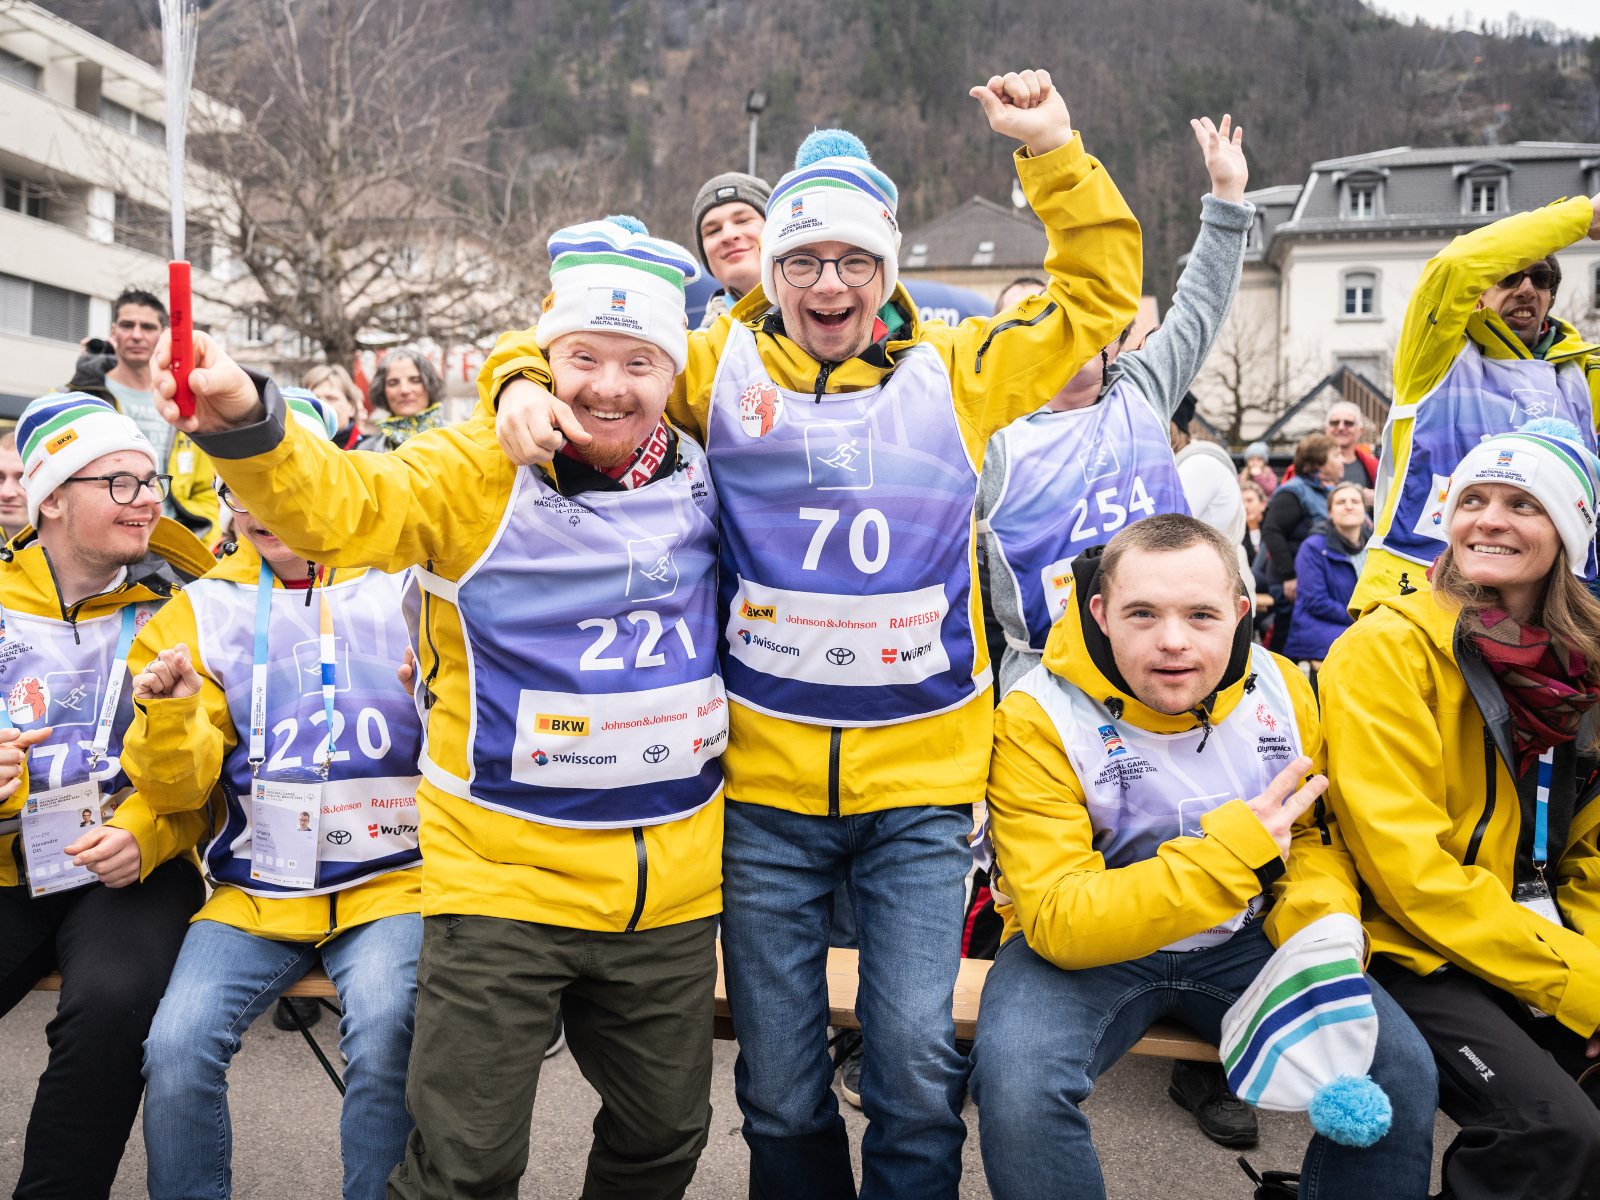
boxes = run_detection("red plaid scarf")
[1464,608,1600,776]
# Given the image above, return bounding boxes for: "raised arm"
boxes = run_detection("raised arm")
[938,72,1143,441]
[1393,194,1600,405]
[149,331,514,575]
[1116,116,1253,425]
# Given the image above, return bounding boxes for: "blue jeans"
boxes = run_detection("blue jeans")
[721,799,972,1200]
[970,924,1437,1200]
[142,914,422,1200]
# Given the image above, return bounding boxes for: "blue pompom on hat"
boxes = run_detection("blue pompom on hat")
[760,128,902,301]
[536,215,701,372]
[1219,913,1393,1148]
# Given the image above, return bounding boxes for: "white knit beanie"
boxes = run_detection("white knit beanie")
[18,392,161,528]
[1438,418,1600,577]
[761,130,902,300]
[1220,913,1392,1147]
[535,215,701,372]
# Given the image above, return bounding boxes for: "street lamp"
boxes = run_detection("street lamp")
[744,88,768,177]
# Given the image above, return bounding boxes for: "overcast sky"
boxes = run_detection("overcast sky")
[1373,2,1600,37]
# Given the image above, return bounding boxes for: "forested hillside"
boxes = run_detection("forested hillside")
[45,0,1600,303]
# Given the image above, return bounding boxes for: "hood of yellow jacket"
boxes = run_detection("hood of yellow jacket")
[1468,308,1598,365]
[1040,545,1257,735]
[1358,580,1463,660]
[2,516,214,619]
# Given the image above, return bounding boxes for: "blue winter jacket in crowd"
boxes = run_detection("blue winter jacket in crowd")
[1282,522,1367,661]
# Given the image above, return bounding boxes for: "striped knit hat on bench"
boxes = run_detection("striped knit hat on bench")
[1219,913,1392,1148]
[535,215,700,372]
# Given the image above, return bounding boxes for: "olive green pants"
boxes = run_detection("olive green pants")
[387,913,716,1200]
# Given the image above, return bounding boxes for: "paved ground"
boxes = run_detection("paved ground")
[0,991,1455,1197]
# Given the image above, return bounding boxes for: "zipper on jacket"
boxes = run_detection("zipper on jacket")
[828,728,843,817]
[327,889,338,938]
[420,561,442,709]
[625,827,648,933]
[1464,725,1498,867]
[974,302,1059,374]
[813,360,835,401]
[40,543,134,645]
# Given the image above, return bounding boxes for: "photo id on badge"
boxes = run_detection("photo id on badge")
[22,779,103,897]
[250,777,321,889]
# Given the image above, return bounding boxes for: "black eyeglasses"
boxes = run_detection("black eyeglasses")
[214,483,249,515]
[64,473,171,505]
[1326,418,1360,428]
[774,252,882,289]
[1497,265,1556,292]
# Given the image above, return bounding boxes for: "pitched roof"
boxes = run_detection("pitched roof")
[899,196,1048,271]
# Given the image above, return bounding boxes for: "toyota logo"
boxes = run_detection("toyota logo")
[326,829,352,845]
[826,647,856,666]
[642,744,670,764]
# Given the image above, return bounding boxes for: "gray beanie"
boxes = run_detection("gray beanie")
[691,172,772,271]
[1244,441,1270,460]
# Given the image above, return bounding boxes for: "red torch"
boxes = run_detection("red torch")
[168,260,194,418]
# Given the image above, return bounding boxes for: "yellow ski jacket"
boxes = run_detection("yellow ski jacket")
[1319,587,1600,1037]
[1353,196,1600,614]
[986,561,1357,971]
[481,134,1143,816]
[114,539,421,944]
[0,519,215,887]
[195,396,723,933]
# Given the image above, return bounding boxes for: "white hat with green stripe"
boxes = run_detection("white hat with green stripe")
[1219,913,1392,1147]
[1440,417,1600,577]
[17,391,160,529]
[536,215,701,372]
[281,388,339,442]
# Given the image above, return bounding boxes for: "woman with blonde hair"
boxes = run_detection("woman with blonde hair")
[301,363,364,449]
[1319,418,1600,1199]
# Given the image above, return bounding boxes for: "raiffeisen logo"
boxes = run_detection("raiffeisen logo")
[534,713,589,736]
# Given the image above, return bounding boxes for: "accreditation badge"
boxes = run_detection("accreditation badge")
[250,776,322,890]
[22,780,103,897]
[1513,877,1562,1019]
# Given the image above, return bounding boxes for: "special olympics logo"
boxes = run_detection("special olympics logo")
[642,744,670,764]
[325,829,352,845]
[826,647,856,666]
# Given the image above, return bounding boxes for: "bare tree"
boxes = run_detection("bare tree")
[1192,309,1301,448]
[182,0,604,370]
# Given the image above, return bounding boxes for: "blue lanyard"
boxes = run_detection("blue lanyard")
[247,560,274,773]
[247,561,337,777]
[1534,747,1553,866]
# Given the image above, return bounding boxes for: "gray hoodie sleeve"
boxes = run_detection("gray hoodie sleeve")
[1116,193,1254,425]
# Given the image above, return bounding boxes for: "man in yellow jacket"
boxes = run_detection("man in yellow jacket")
[1351,189,1600,614]
[145,220,728,1200]
[115,392,425,1200]
[487,69,1142,1197]
[0,392,213,1199]
[972,514,1437,1199]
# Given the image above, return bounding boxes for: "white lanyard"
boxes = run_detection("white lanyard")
[246,561,337,778]
[89,605,139,768]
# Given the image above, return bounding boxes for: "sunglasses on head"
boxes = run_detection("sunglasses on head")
[1497,265,1555,292]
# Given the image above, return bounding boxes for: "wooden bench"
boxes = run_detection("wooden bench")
[32,947,1218,1080]
[710,947,1218,1062]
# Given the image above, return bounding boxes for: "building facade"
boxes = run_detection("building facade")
[0,0,236,414]
[1193,141,1600,449]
